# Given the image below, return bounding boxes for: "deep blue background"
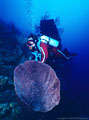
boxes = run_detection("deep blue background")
[0,0,89,118]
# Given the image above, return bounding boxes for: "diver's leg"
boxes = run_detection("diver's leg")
[57,49,73,60]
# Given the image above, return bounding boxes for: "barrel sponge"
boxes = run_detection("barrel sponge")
[14,60,61,112]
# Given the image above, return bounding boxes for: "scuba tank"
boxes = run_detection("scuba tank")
[40,35,59,47]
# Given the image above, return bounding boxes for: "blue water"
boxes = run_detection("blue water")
[0,0,89,119]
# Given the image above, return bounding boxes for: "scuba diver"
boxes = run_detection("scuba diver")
[21,19,76,63]
[25,33,75,63]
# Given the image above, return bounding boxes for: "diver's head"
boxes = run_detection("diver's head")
[27,41,35,50]
[27,33,38,51]
[27,33,38,43]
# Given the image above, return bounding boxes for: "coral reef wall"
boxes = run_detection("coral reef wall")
[0,20,22,77]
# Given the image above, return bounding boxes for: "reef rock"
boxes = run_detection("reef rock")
[14,60,60,112]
